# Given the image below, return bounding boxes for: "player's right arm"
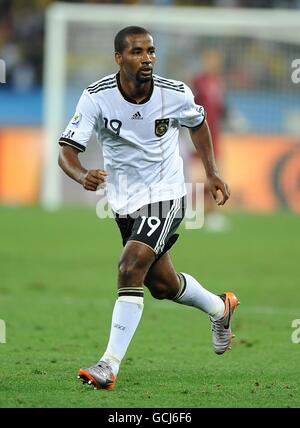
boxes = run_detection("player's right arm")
[58,145,107,191]
[57,89,107,191]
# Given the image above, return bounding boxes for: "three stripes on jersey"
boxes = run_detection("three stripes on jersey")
[86,75,185,95]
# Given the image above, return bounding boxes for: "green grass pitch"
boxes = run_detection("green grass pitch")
[0,206,299,408]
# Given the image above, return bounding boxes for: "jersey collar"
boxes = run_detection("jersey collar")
[116,72,154,105]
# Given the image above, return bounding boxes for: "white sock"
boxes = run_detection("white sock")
[100,288,144,376]
[173,272,224,320]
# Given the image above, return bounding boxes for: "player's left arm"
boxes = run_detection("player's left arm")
[189,120,230,206]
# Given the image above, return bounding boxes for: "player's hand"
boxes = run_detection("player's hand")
[207,174,230,206]
[80,169,107,191]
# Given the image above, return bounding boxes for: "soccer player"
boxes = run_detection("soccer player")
[58,26,239,391]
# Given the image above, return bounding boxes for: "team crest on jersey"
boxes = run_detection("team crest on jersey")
[71,112,82,126]
[155,119,169,137]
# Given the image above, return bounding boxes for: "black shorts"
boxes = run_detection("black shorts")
[114,196,186,259]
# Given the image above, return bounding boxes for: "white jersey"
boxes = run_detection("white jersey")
[59,73,205,214]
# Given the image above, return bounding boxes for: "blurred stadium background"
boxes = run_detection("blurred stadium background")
[1,0,300,408]
[0,0,299,211]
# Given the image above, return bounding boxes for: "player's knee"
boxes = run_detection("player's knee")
[118,260,138,283]
[118,258,147,286]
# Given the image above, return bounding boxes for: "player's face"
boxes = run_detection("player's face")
[115,34,156,83]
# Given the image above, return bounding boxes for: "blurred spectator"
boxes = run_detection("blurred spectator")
[0,0,300,93]
[192,49,226,158]
[190,49,230,231]
[0,0,46,91]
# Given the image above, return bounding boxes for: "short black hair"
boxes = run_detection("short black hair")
[114,26,151,53]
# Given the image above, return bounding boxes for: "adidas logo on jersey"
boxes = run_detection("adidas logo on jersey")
[131,111,143,120]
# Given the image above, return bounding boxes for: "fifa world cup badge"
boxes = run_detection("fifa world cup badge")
[155,119,170,137]
[71,112,82,126]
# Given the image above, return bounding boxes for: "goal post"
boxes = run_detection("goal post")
[42,3,300,209]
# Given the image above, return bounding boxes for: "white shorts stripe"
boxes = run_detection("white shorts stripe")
[154,198,181,254]
[154,199,178,253]
[158,198,181,253]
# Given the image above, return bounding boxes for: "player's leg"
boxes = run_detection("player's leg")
[144,252,239,354]
[99,241,155,374]
[145,252,225,318]
[86,198,185,386]
[144,252,179,300]
[79,240,155,389]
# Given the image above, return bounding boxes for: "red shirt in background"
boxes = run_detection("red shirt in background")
[192,73,225,158]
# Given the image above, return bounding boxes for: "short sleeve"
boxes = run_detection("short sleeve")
[179,84,206,129]
[59,90,100,152]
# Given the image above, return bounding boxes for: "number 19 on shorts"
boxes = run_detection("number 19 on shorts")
[136,216,161,237]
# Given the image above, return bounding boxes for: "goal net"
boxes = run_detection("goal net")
[42,3,300,210]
